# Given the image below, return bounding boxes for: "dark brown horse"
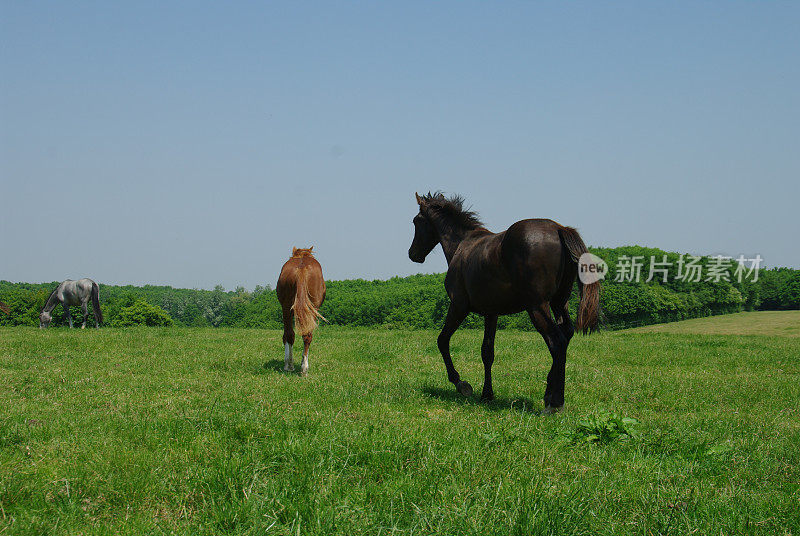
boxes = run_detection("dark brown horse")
[277,247,326,376]
[409,192,599,412]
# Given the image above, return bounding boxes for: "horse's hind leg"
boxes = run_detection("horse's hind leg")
[552,302,574,344]
[282,308,295,372]
[300,333,312,376]
[551,259,576,343]
[528,304,568,412]
[480,315,498,401]
[81,303,88,329]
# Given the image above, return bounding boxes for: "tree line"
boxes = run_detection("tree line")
[1,246,798,330]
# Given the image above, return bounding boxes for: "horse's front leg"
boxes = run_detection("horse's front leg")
[64,306,73,329]
[481,315,498,401]
[438,303,471,397]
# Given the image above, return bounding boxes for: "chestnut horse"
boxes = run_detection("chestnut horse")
[409,192,599,412]
[277,247,326,375]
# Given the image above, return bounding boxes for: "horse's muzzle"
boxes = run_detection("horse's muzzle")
[409,248,425,263]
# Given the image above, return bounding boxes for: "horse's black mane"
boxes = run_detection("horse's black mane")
[41,284,60,313]
[420,191,484,230]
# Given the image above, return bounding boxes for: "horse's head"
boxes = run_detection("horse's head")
[409,193,438,263]
[39,311,52,329]
[292,246,315,258]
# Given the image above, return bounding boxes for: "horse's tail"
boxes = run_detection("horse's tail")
[91,282,104,324]
[558,226,600,334]
[293,269,325,336]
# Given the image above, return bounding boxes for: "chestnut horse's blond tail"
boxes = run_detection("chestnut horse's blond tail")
[293,269,326,336]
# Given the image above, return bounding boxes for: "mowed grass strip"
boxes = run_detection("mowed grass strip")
[627,310,800,337]
[1,317,799,535]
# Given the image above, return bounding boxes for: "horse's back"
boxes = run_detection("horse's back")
[500,219,568,301]
[277,257,325,307]
[57,278,94,305]
[56,280,73,301]
[501,219,564,263]
[448,219,566,314]
[76,278,95,294]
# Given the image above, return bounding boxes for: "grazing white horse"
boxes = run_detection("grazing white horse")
[39,278,103,329]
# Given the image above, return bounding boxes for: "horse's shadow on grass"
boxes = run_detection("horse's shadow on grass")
[421,386,544,415]
[253,359,285,374]
[252,359,313,377]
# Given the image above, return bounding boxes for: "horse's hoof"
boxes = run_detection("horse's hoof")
[300,369,308,377]
[456,381,473,397]
[480,391,495,402]
[541,405,564,416]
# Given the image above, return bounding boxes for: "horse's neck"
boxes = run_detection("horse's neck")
[432,221,470,264]
[434,220,492,264]
[437,231,460,264]
[42,285,61,313]
[42,292,60,313]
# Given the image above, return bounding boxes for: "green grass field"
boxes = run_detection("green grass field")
[1,312,799,535]
[629,310,800,337]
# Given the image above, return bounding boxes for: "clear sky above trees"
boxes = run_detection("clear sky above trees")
[2,2,798,289]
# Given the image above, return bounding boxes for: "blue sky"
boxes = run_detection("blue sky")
[2,2,798,289]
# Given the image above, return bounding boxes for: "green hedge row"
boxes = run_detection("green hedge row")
[2,246,798,330]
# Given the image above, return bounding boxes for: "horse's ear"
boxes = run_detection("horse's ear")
[309,246,313,252]
[415,192,423,206]
[292,247,298,256]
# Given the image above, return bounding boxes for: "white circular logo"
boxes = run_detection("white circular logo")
[578,253,608,284]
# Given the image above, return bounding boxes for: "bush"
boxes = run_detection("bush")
[111,300,173,327]
[2,247,797,331]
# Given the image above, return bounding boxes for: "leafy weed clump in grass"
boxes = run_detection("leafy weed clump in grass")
[564,411,640,444]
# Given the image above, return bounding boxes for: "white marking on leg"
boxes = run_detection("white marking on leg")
[300,351,309,376]
[283,343,294,371]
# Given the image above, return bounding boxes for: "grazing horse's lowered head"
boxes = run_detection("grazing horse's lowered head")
[408,191,600,412]
[39,311,53,328]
